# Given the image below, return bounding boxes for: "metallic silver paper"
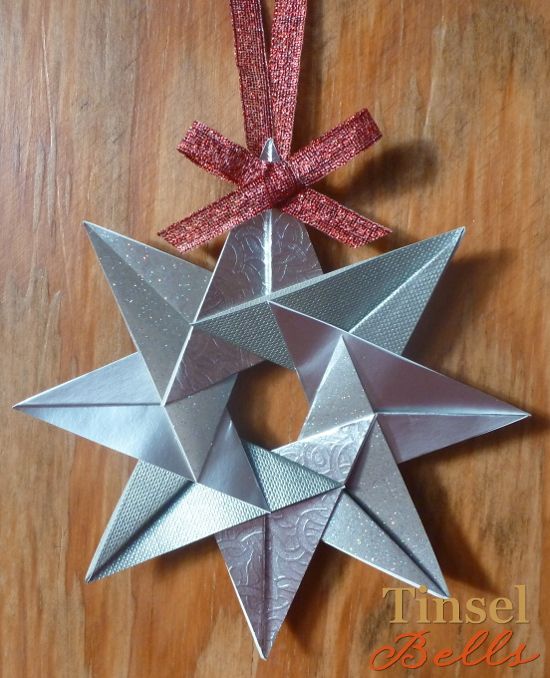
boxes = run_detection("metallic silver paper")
[272,305,528,462]
[195,229,465,383]
[16,196,322,481]
[216,488,342,659]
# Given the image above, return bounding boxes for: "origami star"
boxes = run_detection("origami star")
[15,222,527,659]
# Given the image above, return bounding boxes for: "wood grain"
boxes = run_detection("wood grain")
[1,0,549,676]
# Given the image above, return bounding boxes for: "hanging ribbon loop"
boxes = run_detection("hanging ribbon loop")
[160,0,389,252]
[268,0,308,157]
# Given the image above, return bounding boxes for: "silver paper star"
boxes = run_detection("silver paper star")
[15,220,527,659]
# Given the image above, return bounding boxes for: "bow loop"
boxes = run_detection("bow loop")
[160,0,390,252]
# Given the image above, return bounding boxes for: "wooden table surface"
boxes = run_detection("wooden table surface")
[2,0,549,676]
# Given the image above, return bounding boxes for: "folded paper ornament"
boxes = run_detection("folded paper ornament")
[15,0,529,663]
[15,224,528,658]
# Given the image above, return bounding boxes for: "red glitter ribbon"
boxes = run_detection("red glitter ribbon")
[160,0,390,252]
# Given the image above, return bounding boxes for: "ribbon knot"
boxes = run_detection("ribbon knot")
[160,0,390,253]
[261,161,302,206]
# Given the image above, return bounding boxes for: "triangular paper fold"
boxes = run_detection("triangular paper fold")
[217,489,341,658]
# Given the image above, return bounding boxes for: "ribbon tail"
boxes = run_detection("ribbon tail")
[289,109,382,185]
[269,0,308,158]
[178,122,262,186]
[283,189,390,247]
[229,0,274,154]
[160,183,272,253]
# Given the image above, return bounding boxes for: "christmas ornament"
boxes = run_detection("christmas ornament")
[15,225,527,658]
[14,0,529,663]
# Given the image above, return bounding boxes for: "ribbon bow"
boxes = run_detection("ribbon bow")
[160,0,390,253]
